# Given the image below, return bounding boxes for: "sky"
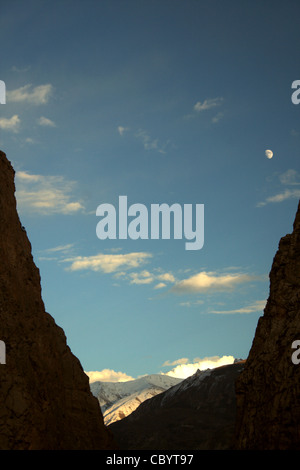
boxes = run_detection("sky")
[0,0,300,382]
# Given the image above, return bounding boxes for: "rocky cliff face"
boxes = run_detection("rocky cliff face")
[0,150,115,449]
[110,362,244,450]
[234,201,300,449]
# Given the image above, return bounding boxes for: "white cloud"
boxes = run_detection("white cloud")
[163,355,235,379]
[118,125,170,153]
[184,97,224,120]
[257,169,300,207]
[7,83,53,105]
[126,269,175,288]
[129,270,154,285]
[257,188,300,207]
[64,252,152,274]
[15,170,84,215]
[16,171,41,183]
[279,169,300,186]
[43,244,75,254]
[37,116,56,127]
[194,97,223,112]
[157,272,176,283]
[85,369,134,383]
[86,356,237,383]
[25,137,36,144]
[171,270,254,294]
[0,114,20,132]
[212,112,223,123]
[154,282,167,289]
[134,128,169,154]
[118,126,129,136]
[210,299,266,314]
[135,129,159,151]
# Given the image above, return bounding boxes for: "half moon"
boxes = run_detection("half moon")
[265,149,273,159]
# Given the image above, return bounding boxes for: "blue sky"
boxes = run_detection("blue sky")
[1,0,300,382]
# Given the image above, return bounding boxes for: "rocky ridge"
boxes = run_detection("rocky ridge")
[0,150,115,450]
[234,200,300,449]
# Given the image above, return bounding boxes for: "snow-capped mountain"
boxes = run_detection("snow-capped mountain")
[109,361,246,450]
[90,374,183,425]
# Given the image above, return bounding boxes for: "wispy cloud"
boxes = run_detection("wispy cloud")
[171,270,255,294]
[115,267,176,288]
[126,269,175,286]
[15,170,84,215]
[43,244,75,254]
[193,97,223,112]
[210,299,266,314]
[128,270,155,285]
[211,111,224,123]
[7,83,53,105]
[118,124,170,154]
[24,137,36,144]
[257,169,300,207]
[185,97,224,120]
[61,249,177,290]
[0,114,20,132]
[279,169,300,186]
[257,189,300,207]
[11,65,31,73]
[37,116,56,127]
[135,129,159,151]
[117,125,129,136]
[135,129,169,154]
[179,299,204,307]
[64,252,152,274]
[61,250,255,298]
[38,244,75,262]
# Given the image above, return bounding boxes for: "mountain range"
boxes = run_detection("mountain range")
[109,361,245,450]
[90,374,182,425]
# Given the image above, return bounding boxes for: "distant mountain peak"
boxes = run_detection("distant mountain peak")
[90,373,183,425]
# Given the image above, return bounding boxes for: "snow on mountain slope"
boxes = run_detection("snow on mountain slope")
[90,374,183,425]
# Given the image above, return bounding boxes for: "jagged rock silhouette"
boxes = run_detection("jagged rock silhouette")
[0,150,115,449]
[234,200,300,449]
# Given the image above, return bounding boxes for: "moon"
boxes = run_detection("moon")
[265,149,273,159]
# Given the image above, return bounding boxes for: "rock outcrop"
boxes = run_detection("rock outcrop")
[0,150,115,449]
[234,200,300,449]
[110,362,244,450]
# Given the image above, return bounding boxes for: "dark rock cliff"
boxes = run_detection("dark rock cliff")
[0,150,115,449]
[234,200,300,449]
